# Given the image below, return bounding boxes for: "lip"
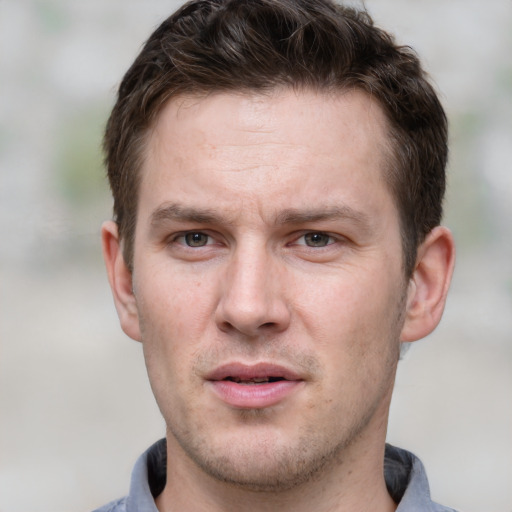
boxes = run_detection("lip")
[206,362,305,409]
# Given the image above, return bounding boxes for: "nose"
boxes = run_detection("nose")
[215,245,291,337]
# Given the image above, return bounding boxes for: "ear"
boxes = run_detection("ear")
[400,226,455,342]
[101,220,142,342]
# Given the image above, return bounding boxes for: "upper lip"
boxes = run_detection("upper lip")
[206,362,304,382]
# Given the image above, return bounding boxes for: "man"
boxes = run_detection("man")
[97,0,456,510]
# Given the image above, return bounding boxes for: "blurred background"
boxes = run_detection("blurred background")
[0,0,511,510]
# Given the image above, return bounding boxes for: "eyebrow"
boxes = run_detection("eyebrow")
[150,203,228,227]
[274,206,372,230]
[150,202,373,231]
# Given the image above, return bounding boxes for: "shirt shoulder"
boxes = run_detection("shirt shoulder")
[91,496,128,512]
[385,444,458,512]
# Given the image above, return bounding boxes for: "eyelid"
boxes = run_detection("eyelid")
[166,229,346,250]
[291,231,339,247]
[170,230,216,247]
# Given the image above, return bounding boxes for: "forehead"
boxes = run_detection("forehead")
[140,88,395,222]
[148,88,391,160]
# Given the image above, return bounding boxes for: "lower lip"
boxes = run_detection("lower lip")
[208,380,303,409]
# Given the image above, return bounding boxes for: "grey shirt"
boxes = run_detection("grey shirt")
[93,439,456,511]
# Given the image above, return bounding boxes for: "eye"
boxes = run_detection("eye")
[301,232,334,247]
[183,232,210,247]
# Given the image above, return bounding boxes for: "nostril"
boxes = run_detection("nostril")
[218,320,235,333]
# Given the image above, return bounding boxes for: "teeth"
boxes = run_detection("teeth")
[228,377,271,384]
[251,377,269,383]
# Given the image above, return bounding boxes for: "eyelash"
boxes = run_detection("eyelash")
[294,232,337,248]
[170,231,339,249]
[171,231,215,248]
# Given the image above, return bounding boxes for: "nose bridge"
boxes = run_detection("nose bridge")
[216,239,289,335]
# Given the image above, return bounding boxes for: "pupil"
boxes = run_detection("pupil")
[186,232,207,247]
[306,233,328,247]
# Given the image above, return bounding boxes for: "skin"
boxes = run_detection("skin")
[102,88,455,511]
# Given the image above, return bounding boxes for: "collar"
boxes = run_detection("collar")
[125,439,455,511]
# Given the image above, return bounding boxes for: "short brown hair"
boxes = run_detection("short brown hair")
[104,0,447,276]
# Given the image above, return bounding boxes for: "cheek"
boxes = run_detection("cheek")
[296,272,379,341]
[296,270,402,369]
[138,297,202,421]
[135,276,207,387]
[138,265,215,332]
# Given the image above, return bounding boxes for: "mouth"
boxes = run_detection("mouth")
[206,363,304,409]
[207,362,302,383]
[223,376,287,384]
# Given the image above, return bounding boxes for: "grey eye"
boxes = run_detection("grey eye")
[185,232,209,247]
[304,232,331,247]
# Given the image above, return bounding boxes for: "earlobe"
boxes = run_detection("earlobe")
[400,226,455,342]
[101,221,142,342]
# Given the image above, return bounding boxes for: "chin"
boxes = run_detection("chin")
[174,425,347,492]
[195,451,330,492]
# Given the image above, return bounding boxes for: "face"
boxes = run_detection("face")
[129,89,408,490]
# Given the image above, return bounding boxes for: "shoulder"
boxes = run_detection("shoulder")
[91,496,128,512]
